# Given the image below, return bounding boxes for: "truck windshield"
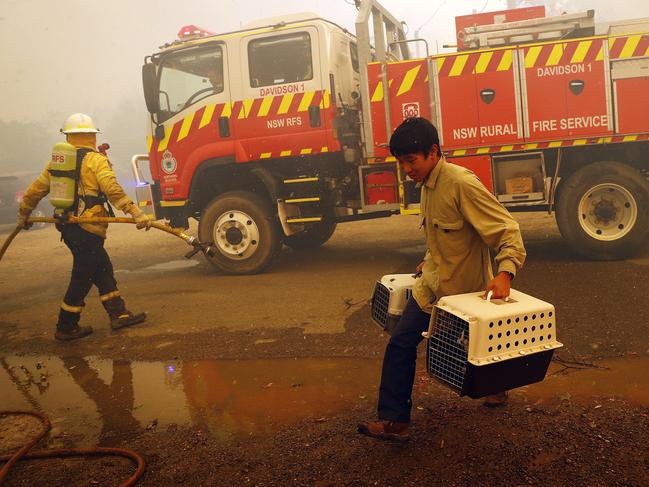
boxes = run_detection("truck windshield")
[158,46,224,122]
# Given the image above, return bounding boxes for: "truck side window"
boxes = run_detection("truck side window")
[158,46,224,122]
[248,32,313,87]
[350,42,359,73]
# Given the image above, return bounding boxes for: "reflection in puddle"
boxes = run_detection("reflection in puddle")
[0,356,380,445]
[1,356,648,445]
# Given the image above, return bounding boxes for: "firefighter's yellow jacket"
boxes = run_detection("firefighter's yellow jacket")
[19,134,143,238]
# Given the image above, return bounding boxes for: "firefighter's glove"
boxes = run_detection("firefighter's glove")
[133,212,152,231]
[17,211,33,230]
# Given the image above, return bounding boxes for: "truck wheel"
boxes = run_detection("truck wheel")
[555,161,649,260]
[199,191,280,274]
[283,220,336,249]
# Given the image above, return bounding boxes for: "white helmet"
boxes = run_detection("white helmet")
[61,113,100,134]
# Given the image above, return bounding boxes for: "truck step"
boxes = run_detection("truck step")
[286,216,323,224]
[283,177,320,184]
[284,197,321,204]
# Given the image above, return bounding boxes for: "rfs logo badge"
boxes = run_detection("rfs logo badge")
[161,150,177,175]
[402,102,420,119]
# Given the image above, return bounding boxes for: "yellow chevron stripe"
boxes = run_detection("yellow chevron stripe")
[199,104,216,128]
[177,113,195,142]
[371,81,384,102]
[548,141,562,148]
[620,35,641,58]
[277,93,294,114]
[449,55,468,77]
[546,44,564,66]
[321,146,329,153]
[298,91,315,111]
[453,149,467,156]
[497,50,513,71]
[623,135,638,142]
[525,46,543,68]
[300,148,312,155]
[157,126,171,152]
[475,52,493,74]
[280,150,292,157]
[597,137,612,143]
[476,147,490,154]
[573,139,587,146]
[500,145,514,152]
[221,102,232,118]
[596,46,604,61]
[571,41,592,63]
[257,96,274,117]
[397,65,421,96]
[524,143,538,150]
[260,152,272,159]
[146,136,152,152]
[319,90,330,109]
[238,99,253,119]
[437,57,446,73]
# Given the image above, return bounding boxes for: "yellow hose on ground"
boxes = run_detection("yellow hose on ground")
[0,216,213,264]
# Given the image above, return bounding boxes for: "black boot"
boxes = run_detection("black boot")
[103,296,146,330]
[55,309,93,341]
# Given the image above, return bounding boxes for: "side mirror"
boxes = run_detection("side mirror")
[142,63,160,114]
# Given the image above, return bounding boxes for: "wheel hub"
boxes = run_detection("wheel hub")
[578,183,638,241]
[213,210,260,259]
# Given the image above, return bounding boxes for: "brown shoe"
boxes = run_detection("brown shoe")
[357,420,409,442]
[483,391,509,408]
[55,325,93,341]
[111,311,146,330]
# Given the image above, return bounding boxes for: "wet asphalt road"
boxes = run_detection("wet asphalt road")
[0,212,648,361]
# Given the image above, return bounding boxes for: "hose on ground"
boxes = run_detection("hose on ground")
[0,410,145,486]
[0,216,215,264]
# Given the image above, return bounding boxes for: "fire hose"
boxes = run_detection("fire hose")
[0,216,216,264]
[0,410,145,486]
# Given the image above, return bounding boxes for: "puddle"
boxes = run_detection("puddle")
[116,259,200,274]
[0,356,380,445]
[1,355,648,446]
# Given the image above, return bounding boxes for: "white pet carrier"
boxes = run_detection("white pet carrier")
[371,274,417,333]
[424,289,562,398]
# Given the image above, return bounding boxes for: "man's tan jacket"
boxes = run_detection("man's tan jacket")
[413,156,527,312]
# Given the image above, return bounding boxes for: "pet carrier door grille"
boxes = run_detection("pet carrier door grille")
[427,308,470,390]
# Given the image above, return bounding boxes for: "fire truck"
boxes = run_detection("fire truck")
[134,1,649,274]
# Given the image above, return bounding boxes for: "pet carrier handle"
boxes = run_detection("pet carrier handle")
[486,290,510,302]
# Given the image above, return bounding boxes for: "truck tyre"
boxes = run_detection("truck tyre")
[283,220,336,249]
[199,191,280,274]
[555,161,649,260]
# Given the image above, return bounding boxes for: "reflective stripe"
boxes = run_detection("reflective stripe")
[257,96,274,117]
[525,46,543,68]
[546,44,564,66]
[449,55,468,77]
[61,302,83,313]
[571,41,592,63]
[100,290,121,302]
[496,50,512,71]
[475,52,493,74]
[177,113,195,141]
[298,91,315,111]
[200,104,216,128]
[277,94,294,114]
[396,65,421,96]
[160,200,187,207]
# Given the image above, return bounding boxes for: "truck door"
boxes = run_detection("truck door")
[521,39,612,143]
[152,43,233,201]
[237,27,329,162]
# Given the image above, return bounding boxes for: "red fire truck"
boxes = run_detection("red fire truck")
[134,1,649,274]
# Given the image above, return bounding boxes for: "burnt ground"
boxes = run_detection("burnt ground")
[1,213,649,485]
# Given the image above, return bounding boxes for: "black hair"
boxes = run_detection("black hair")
[389,117,440,158]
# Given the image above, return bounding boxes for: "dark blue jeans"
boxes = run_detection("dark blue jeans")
[378,297,430,423]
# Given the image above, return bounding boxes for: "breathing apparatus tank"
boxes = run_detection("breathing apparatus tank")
[48,141,78,211]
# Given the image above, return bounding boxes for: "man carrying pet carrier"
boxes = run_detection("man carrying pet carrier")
[358,117,526,442]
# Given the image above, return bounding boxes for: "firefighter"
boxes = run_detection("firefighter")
[358,118,526,442]
[17,113,152,341]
